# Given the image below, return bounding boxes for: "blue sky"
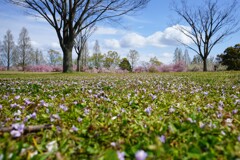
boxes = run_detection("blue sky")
[0,0,239,64]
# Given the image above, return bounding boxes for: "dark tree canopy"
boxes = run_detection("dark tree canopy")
[119,58,132,72]
[217,44,240,70]
[173,0,240,71]
[8,0,150,72]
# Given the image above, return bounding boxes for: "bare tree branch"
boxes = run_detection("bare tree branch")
[7,0,150,72]
[0,124,53,133]
[172,0,240,71]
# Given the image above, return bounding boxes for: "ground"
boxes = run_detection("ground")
[0,71,239,159]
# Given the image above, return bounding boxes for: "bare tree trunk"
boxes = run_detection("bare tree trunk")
[81,54,84,72]
[7,51,10,71]
[22,52,25,71]
[203,58,207,71]
[76,54,81,72]
[63,47,73,73]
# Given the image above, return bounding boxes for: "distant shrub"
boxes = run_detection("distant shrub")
[216,64,227,71]
[115,69,129,73]
[134,66,147,73]
[148,65,159,73]
[52,66,62,72]
[0,66,6,71]
[98,68,111,73]
[157,65,172,72]
[10,66,22,71]
[172,61,187,72]
[25,65,53,72]
[187,64,202,72]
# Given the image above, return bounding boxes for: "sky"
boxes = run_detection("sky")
[0,0,239,65]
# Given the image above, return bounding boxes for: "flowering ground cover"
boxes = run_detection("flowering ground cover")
[0,71,239,159]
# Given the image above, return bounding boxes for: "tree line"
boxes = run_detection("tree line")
[0,27,238,72]
[5,0,239,72]
[0,28,46,71]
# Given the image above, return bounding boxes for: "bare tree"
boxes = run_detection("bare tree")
[8,0,150,73]
[17,27,33,71]
[48,49,62,66]
[33,49,46,65]
[91,40,103,69]
[103,51,120,69]
[173,47,183,64]
[127,49,139,69]
[81,41,89,70]
[183,49,191,65]
[0,41,3,66]
[74,24,95,72]
[173,0,240,71]
[2,30,15,70]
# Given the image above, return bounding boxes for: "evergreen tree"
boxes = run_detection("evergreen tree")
[119,58,132,72]
[217,44,240,70]
[183,49,191,65]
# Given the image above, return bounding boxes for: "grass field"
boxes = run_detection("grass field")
[0,71,239,159]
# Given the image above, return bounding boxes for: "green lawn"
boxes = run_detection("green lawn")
[0,71,239,159]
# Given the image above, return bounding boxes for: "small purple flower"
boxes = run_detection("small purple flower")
[235,99,240,105]
[84,108,90,115]
[24,116,30,123]
[117,151,125,160]
[77,117,83,122]
[217,112,222,118]
[10,103,18,108]
[232,109,238,114]
[159,135,166,143]
[11,123,25,137]
[121,108,126,113]
[24,98,31,105]
[169,107,175,113]
[71,125,78,132]
[221,131,226,136]
[135,150,147,160]
[56,126,62,132]
[238,136,240,142]
[14,95,20,100]
[50,114,60,122]
[59,104,68,111]
[199,122,205,128]
[73,101,78,105]
[187,117,194,123]
[40,100,48,107]
[30,112,37,119]
[13,110,21,116]
[144,106,152,115]
[12,123,25,133]
[0,104,2,109]
[219,101,224,107]
[110,142,116,147]
[150,94,157,100]
[218,106,223,111]
[203,92,208,96]
[10,130,21,138]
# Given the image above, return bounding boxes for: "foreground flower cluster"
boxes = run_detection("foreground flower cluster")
[0,72,239,159]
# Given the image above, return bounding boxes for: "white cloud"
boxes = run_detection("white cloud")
[120,33,146,48]
[31,40,40,48]
[95,26,120,35]
[102,25,192,49]
[104,39,121,49]
[50,42,61,50]
[159,52,174,64]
